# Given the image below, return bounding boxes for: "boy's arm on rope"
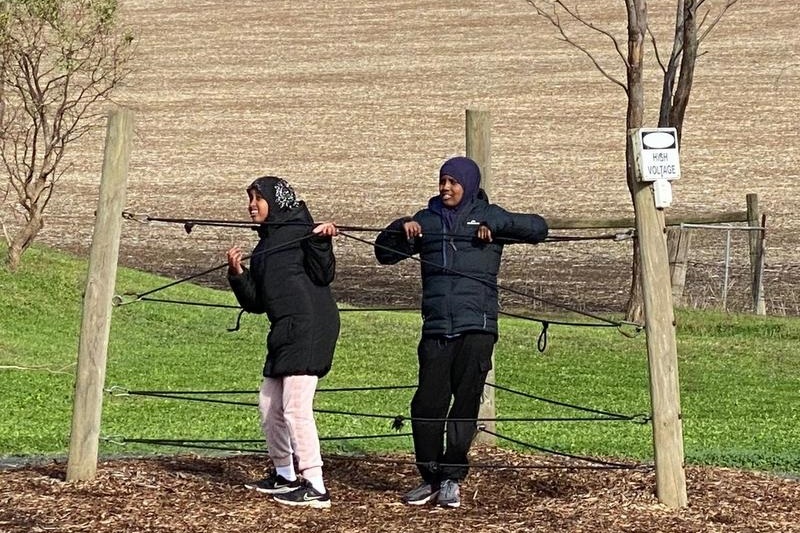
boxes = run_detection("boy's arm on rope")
[485,205,549,244]
[374,217,419,265]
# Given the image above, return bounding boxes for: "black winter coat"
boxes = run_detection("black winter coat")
[375,191,548,337]
[228,202,340,378]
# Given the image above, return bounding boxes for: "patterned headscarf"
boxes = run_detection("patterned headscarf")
[247,176,302,223]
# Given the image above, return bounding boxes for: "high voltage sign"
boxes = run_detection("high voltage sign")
[630,128,681,182]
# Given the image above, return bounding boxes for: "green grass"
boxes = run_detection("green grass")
[1,244,798,475]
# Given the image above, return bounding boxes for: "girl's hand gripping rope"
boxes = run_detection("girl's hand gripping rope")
[313,221,339,237]
[227,246,245,275]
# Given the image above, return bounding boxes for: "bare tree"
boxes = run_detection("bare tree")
[0,0,134,271]
[526,0,738,322]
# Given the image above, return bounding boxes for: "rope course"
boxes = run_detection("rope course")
[106,384,647,425]
[105,380,649,471]
[107,211,652,473]
[122,211,635,243]
[116,212,643,341]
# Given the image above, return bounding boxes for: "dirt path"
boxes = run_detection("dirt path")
[2,449,799,532]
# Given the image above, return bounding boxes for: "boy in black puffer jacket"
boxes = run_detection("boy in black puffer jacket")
[375,156,548,508]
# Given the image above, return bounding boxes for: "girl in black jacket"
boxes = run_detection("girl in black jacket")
[227,176,339,509]
[375,156,548,508]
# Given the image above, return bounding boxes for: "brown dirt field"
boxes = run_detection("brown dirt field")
[2,449,799,533]
[3,0,797,313]
[3,2,800,531]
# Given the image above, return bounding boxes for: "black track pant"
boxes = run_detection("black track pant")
[410,332,495,483]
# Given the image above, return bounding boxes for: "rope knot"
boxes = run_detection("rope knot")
[391,415,405,431]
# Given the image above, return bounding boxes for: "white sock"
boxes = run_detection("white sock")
[305,475,326,494]
[276,464,297,481]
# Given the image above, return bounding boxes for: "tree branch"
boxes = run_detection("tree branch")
[659,0,686,126]
[698,0,739,44]
[526,0,627,92]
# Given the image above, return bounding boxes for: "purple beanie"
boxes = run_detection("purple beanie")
[439,156,481,204]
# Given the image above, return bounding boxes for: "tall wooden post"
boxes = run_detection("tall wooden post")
[67,108,134,481]
[746,194,766,315]
[629,134,687,507]
[466,109,496,445]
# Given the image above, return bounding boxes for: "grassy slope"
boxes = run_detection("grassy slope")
[1,245,798,474]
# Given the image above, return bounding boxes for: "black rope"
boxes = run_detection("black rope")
[119,233,314,302]
[122,211,634,243]
[106,437,644,471]
[538,321,549,352]
[124,295,635,340]
[114,386,647,425]
[498,310,620,328]
[486,382,649,423]
[340,230,632,329]
[118,385,415,395]
[477,426,645,469]
[124,391,257,407]
[118,391,641,426]
[318,385,417,392]
[117,433,412,447]
[120,385,417,396]
[137,297,241,309]
[323,453,644,471]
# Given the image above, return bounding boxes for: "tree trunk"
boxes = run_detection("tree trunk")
[4,216,43,271]
[626,244,645,322]
[624,0,648,324]
[668,0,697,141]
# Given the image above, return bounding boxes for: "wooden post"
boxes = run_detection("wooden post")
[746,194,766,315]
[666,227,692,306]
[67,108,134,481]
[630,135,687,507]
[466,109,496,445]
[753,214,767,315]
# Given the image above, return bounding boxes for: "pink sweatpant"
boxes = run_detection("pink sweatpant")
[259,375,323,479]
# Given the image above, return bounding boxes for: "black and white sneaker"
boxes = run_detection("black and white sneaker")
[273,480,331,509]
[244,472,302,495]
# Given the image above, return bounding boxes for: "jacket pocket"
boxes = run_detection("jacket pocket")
[267,317,294,354]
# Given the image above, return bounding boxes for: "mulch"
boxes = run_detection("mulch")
[1,446,798,533]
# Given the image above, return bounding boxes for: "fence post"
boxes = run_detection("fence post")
[66,108,134,481]
[628,133,687,508]
[746,194,766,315]
[753,214,767,315]
[466,109,495,445]
[666,227,692,306]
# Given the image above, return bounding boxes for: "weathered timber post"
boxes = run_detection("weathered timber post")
[746,194,766,315]
[666,226,692,306]
[629,136,687,507]
[466,109,495,445]
[67,108,134,481]
[753,213,767,316]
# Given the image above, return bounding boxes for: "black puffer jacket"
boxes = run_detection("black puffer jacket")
[375,191,548,337]
[228,195,339,378]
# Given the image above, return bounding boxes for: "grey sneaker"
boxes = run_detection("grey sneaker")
[402,481,439,505]
[437,479,461,508]
[244,472,302,494]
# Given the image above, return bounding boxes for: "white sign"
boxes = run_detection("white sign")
[630,127,681,182]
